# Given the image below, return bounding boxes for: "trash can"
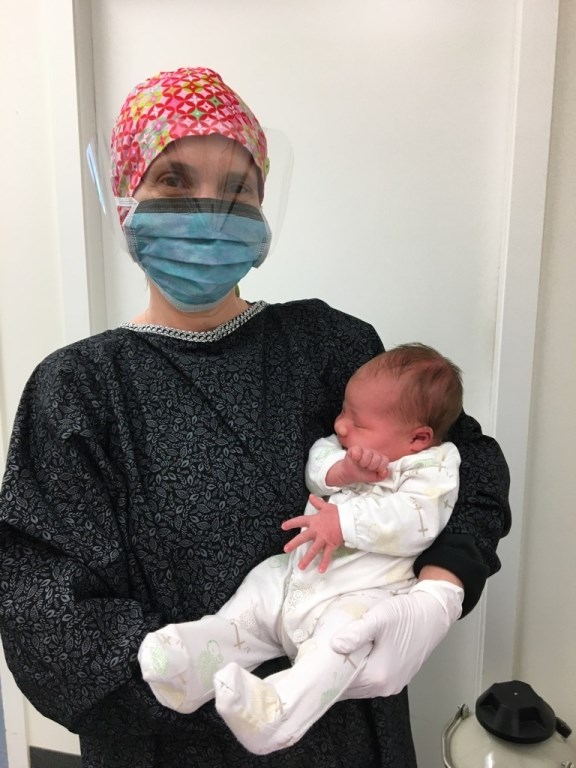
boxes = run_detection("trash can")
[442,680,576,767]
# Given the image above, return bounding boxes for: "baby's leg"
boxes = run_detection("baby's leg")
[214,590,385,754]
[139,555,290,713]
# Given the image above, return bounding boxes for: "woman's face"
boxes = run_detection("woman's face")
[134,134,261,206]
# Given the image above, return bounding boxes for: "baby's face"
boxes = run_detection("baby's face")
[334,372,415,462]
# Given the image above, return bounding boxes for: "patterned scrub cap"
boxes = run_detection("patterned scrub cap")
[111,67,269,198]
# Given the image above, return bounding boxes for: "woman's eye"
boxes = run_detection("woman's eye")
[159,173,187,189]
[222,176,258,202]
[224,182,250,196]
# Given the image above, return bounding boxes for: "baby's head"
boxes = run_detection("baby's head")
[362,343,463,442]
[335,343,463,461]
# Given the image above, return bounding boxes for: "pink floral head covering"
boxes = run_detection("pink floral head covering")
[111,67,269,199]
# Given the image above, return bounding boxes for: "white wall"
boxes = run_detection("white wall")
[0,1,65,422]
[516,0,576,728]
[92,0,517,428]
[0,0,574,765]
[0,0,79,760]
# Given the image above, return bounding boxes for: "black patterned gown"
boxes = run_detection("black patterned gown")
[0,299,510,767]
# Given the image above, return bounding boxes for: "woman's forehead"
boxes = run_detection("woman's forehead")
[158,135,255,167]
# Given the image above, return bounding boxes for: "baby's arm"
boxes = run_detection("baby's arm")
[282,435,389,573]
[338,446,460,557]
[285,438,390,572]
[286,444,460,572]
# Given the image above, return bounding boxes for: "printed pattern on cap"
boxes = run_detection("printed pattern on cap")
[111,67,268,198]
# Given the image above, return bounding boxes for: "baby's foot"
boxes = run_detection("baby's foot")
[139,626,190,680]
[214,664,293,754]
[138,626,191,711]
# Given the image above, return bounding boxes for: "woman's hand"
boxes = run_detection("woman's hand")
[282,495,344,572]
[330,579,464,698]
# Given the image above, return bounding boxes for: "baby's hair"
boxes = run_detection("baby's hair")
[359,343,463,442]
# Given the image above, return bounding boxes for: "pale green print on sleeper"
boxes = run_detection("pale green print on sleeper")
[406,458,441,471]
[319,672,345,709]
[151,644,170,677]
[268,553,289,568]
[198,640,225,688]
[331,545,357,560]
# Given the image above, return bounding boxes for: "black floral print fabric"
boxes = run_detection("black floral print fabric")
[0,299,510,767]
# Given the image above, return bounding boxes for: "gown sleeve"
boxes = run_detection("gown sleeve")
[0,355,194,735]
[413,411,512,617]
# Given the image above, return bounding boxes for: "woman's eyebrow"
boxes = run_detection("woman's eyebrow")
[161,160,196,176]
[157,161,252,182]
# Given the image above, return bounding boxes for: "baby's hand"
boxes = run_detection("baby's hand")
[347,446,390,476]
[327,446,390,486]
[281,495,344,572]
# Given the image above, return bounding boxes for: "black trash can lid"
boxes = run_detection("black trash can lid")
[476,680,557,744]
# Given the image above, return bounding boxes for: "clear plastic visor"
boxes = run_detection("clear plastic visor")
[86,128,293,256]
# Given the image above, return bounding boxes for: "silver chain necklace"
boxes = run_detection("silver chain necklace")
[121,300,268,343]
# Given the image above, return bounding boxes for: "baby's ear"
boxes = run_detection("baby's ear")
[409,426,434,452]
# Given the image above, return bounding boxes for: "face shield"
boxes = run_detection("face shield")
[86,68,293,311]
[86,128,293,253]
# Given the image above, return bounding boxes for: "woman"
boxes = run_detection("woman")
[0,67,510,767]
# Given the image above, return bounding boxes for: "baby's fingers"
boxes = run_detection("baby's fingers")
[358,448,389,474]
[283,529,313,554]
[282,516,310,532]
[307,494,328,512]
[346,445,363,464]
[298,540,324,570]
[317,545,337,574]
[347,446,376,469]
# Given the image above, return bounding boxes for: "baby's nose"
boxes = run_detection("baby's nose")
[335,419,347,437]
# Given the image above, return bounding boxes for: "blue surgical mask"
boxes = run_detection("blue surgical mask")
[123,198,271,312]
